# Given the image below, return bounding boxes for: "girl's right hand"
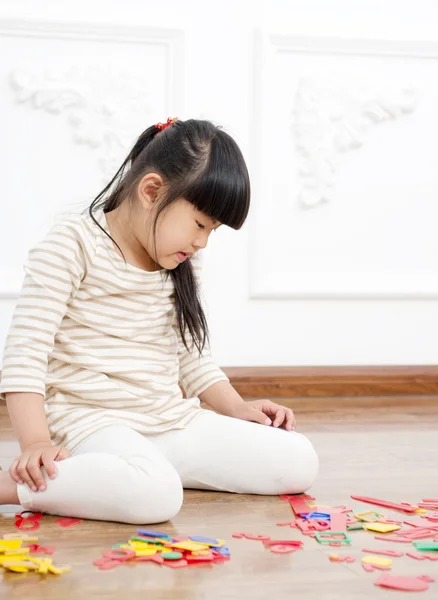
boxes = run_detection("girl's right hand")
[9,442,70,492]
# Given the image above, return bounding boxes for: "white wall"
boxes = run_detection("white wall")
[1,0,438,367]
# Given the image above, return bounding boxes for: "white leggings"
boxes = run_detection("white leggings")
[17,411,319,524]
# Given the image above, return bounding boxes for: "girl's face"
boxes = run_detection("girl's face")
[134,173,221,270]
[149,198,220,269]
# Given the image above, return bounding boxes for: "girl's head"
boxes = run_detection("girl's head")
[89,118,250,353]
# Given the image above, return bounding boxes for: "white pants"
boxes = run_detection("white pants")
[17,411,319,524]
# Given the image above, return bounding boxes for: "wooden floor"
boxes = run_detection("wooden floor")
[0,396,437,599]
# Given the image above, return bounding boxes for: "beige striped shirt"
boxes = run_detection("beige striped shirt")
[0,209,228,452]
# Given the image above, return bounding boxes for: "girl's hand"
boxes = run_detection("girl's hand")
[9,442,70,492]
[232,400,296,431]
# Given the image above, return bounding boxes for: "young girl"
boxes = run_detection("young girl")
[0,118,318,524]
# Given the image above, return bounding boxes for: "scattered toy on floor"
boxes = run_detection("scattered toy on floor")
[0,533,69,575]
[93,530,231,570]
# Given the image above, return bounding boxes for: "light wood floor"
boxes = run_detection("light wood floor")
[0,396,437,599]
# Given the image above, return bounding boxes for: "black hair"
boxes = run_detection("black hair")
[87,119,250,353]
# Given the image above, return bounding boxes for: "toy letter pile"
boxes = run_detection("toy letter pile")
[93,529,230,570]
[0,535,70,575]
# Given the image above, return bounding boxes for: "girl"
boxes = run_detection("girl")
[0,118,318,524]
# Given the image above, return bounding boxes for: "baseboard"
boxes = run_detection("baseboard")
[1,367,437,406]
[222,366,438,398]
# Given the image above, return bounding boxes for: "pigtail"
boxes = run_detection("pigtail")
[170,260,208,354]
[128,126,159,163]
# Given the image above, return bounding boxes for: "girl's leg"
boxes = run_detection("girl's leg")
[3,426,183,524]
[150,411,319,495]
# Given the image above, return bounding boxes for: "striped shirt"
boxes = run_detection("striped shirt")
[0,209,228,452]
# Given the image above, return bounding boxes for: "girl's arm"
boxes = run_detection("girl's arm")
[199,380,296,430]
[5,392,51,451]
[176,253,230,398]
[6,391,70,492]
[198,380,248,416]
[177,259,295,429]
[0,220,91,490]
[198,380,270,425]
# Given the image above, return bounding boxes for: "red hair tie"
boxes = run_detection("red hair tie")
[155,117,178,134]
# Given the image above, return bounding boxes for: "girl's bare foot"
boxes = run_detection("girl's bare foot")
[0,469,20,504]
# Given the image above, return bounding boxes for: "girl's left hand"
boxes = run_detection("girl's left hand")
[234,399,296,431]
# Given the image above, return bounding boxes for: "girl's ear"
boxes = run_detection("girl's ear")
[137,173,164,212]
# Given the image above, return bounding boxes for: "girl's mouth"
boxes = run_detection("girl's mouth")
[176,252,188,262]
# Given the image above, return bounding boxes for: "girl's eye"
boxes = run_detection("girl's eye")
[196,221,205,229]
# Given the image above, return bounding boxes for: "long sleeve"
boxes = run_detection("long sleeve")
[177,330,229,399]
[0,219,92,399]
[175,253,228,399]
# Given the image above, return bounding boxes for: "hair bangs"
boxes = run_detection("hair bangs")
[185,134,250,229]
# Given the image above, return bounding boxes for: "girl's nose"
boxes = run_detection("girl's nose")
[193,232,209,250]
